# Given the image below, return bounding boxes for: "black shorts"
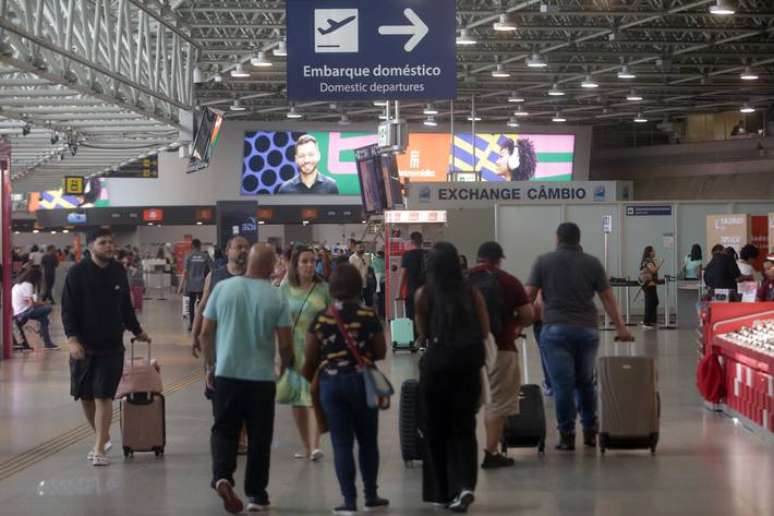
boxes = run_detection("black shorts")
[70,353,125,401]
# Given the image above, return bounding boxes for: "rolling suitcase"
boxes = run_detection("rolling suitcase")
[119,339,166,458]
[597,355,660,455]
[501,335,547,455]
[391,300,417,353]
[399,379,425,466]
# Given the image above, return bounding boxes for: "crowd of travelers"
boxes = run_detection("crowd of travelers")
[43,223,773,515]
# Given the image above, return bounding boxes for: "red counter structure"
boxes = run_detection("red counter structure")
[700,302,774,435]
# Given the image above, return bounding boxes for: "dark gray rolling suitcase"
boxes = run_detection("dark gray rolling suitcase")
[399,379,425,466]
[597,355,660,455]
[501,336,546,455]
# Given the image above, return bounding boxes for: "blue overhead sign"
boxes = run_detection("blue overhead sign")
[626,205,673,216]
[286,0,457,101]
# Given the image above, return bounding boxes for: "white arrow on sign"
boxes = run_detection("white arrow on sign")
[378,8,428,52]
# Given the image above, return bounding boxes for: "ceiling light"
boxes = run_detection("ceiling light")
[250,51,272,67]
[193,66,203,83]
[548,83,565,96]
[513,109,529,117]
[423,116,438,127]
[491,64,511,78]
[626,89,643,101]
[456,29,477,45]
[213,72,223,83]
[196,221,203,226]
[617,65,636,79]
[273,40,287,57]
[581,75,599,88]
[62,229,69,234]
[338,114,351,126]
[507,117,520,128]
[526,52,547,68]
[552,112,567,123]
[709,0,735,15]
[33,229,40,234]
[373,100,387,107]
[423,104,439,115]
[633,112,648,123]
[467,113,482,122]
[740,103,755,114]
[493,13,517,31]
[508,91,525,103]
[740,66,758,81]
[230,63,250,78]
[286,106,303,119]
[229,99,246,111]
[378,114,388,120]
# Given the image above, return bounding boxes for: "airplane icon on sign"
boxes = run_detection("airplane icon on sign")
[318,15,357,35]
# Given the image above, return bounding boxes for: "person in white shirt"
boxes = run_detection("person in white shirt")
[348,241,371,301]
[737,244,759,281]
[12,268,59,350]
[28,245,44,267]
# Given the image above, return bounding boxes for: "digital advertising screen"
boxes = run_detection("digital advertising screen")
[241,131,576,196]
[354,145,386,215]
[28,178,109,212]
[189,107,224,174]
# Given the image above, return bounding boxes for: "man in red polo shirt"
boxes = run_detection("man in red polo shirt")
[468,241,534,469]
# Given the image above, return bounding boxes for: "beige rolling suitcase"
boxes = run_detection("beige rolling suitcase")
[598,355,660,455]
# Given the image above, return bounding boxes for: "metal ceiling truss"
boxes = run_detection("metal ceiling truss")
[0,0,198,191]
[186,0,774,126]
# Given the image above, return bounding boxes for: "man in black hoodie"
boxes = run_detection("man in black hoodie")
[62,228,151,467]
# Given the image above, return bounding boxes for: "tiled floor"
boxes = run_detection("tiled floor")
[0,298,771,516]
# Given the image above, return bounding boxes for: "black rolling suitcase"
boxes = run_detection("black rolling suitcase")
[399,379,425,467]
[501,336,547,455]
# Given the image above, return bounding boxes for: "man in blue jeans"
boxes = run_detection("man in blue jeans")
[526,222,632,451]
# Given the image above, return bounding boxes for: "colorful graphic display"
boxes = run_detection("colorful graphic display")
[242,131,575,195]
[451,133,575,182]
[28,178,109,212]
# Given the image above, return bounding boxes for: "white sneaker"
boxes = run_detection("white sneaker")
[294,449,309,460]
[448,490,475,513]
[247,502,270,512]
[310,448,325,462]
[87,440,112,460]
[91,454,110,467]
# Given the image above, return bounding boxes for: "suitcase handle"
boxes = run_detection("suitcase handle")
[130,338,152,369]
[393,299,407,319]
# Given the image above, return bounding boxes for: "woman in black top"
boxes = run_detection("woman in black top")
[302,264,388,516]
[415,242,490,514]
[640,246,660,328]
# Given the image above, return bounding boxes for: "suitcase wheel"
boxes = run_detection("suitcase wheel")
[392,342,397,353]
[538,440,545,455]
[123,447,133,458]
[598,434,608,456]
[650,445,656,455]
[153,447,164,457]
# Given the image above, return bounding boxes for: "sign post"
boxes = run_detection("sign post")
[286,0,456,101]
[602,215,613,331]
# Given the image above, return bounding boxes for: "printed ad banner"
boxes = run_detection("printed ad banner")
[706,214,749,255]
[242,131,576,196]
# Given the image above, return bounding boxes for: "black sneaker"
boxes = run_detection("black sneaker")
[555,432,576,451]
[364,497,389,512]
[332,503,357,516]
[448,491,475,513]
[583,430,597,448]
[481,450,515,469]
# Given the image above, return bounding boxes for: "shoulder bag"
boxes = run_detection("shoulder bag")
[329,306,394,410]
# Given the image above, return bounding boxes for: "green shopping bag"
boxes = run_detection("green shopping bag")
[276,367,304,404]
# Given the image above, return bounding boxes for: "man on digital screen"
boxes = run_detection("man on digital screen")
[277,135,340,194]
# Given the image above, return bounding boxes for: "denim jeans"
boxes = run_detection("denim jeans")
[17,305,55,347]
[539,324,599,433]
[320,371,380,505]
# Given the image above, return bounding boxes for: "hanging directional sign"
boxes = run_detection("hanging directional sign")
[286,0,456,101]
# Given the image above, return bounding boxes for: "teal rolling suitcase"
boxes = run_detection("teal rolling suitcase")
[391,300,417,353]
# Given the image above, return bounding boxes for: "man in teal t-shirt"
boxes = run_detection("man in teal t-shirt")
[201,244,292,514]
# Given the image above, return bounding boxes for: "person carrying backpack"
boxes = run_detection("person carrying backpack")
[467,241,534,469]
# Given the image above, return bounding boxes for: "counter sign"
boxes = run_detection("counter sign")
[287,0,456,101]
[63,176,85,195]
